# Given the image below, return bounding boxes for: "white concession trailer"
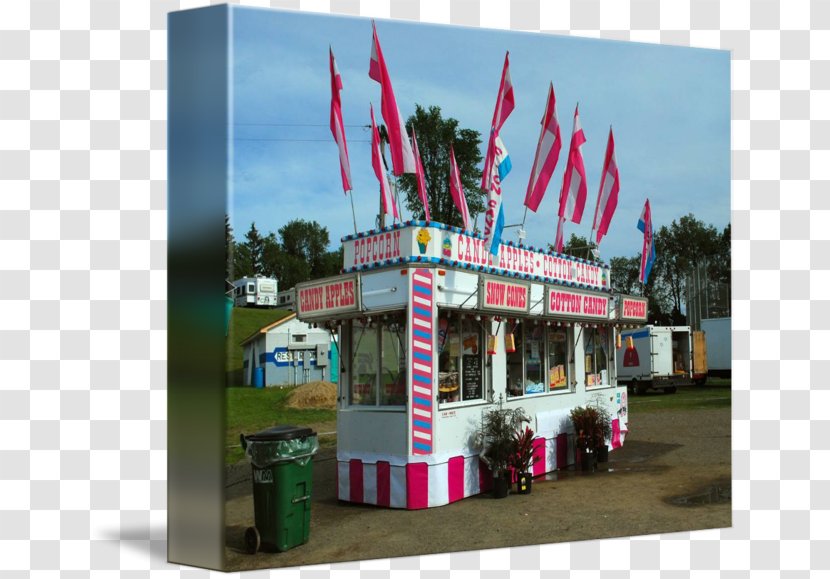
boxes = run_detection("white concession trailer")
[295,222,647,509]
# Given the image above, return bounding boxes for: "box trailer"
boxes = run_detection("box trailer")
[616,325,706,394]
[701,317,731,378]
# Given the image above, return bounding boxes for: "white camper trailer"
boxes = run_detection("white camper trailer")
[616,325,707,394]
[233,276,278,308]
[295,221,645,509]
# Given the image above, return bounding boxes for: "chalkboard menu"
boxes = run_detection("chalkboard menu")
[462,355,483,400]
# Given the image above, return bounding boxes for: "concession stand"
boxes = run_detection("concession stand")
[295,221,646,509]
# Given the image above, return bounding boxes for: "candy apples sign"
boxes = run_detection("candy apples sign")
[296,275,360,318]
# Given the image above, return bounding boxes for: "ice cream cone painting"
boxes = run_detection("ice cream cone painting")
[416,228,431,254]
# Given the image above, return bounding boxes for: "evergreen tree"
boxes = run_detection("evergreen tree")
[396,105,483,227]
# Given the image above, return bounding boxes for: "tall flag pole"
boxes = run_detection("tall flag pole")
[591,127,620,247]
[638,198,656,284]
[329,46,357,233]
[369,21,415,176]
[371,104,399,222]
[524,82,562,216]
[482,52,515,255]
[411,125,431,222]
[449,144,471,231]
[554,103,588,253]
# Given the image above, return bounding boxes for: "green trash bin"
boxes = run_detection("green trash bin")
[240,425,319,554]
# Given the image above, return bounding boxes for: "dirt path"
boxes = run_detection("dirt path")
[224,407,730,571]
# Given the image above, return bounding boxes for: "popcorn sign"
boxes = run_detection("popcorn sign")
[296,275,360,318]
[617,295,648,322]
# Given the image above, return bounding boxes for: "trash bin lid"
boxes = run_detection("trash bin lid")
[244,425,316,442]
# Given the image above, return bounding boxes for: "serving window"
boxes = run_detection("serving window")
[584,325,611,388]
[437,312,486,405]
[348,314,407,407]
[507,321,574,398]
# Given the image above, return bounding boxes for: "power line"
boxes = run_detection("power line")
[234,137,371,142]
[235,122,369,128]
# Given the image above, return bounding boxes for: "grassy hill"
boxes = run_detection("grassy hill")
[226,306,292,386]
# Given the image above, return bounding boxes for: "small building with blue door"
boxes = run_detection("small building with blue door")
[240,313,335,387]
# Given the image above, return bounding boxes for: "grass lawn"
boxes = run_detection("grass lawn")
[627,378,731,414]
[226,386,337,465]
[225,307,292,386]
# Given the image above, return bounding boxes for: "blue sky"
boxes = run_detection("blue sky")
[230,7,730,261]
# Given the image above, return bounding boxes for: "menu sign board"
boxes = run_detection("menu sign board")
[617,295,648,322]
[545,287,610,321]
[296,275,360,318]
[478,276,530,314]
[462,355,483,401]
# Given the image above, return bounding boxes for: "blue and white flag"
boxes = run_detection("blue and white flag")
[483,132,511,256]
[637,199,656,284]
[494,133,512,181]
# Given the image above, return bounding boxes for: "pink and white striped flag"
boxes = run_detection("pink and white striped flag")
[592,127,620,246]
[481,52,515,190]
[524,82,562,213]
[558,104,588,224]
[369,22,415,176]
[329,47,352,193]
[411,126,430,222]
[554,215,566,253]
[371,104,399,221]
[449,145,470,231]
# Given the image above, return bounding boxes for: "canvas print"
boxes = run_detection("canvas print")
[168,4,730,571]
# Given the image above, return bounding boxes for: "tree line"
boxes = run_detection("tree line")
[557,215,730,326]
[225,217,343,291]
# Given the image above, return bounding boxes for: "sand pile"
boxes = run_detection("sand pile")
[286,381,337,410]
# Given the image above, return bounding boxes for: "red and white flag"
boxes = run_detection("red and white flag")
[329,47,352,193]
[369,22,415,176]
[481,52,515,190]
[524,82,562,213]
[554,215,566,253]
[411,126,430,222]
[592,127,620,246]
[371,104,399,221]
[558,104,588,224]
[449,145,470,231]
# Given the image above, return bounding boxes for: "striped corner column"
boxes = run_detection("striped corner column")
[410,268,435,455]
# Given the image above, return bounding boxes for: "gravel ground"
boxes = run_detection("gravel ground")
[224,406,731,571]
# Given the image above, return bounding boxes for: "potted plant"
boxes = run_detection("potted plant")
[569,405,600,471]
[511,425,535,494]
[478,396,529,498]
[589,399,613,463]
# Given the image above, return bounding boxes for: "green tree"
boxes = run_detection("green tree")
[397,105,483,227]
[240,222,264,276]
[225,214,234,287]
[655,215,721,318]
[279,219,330,275]
[609,256,641,295]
